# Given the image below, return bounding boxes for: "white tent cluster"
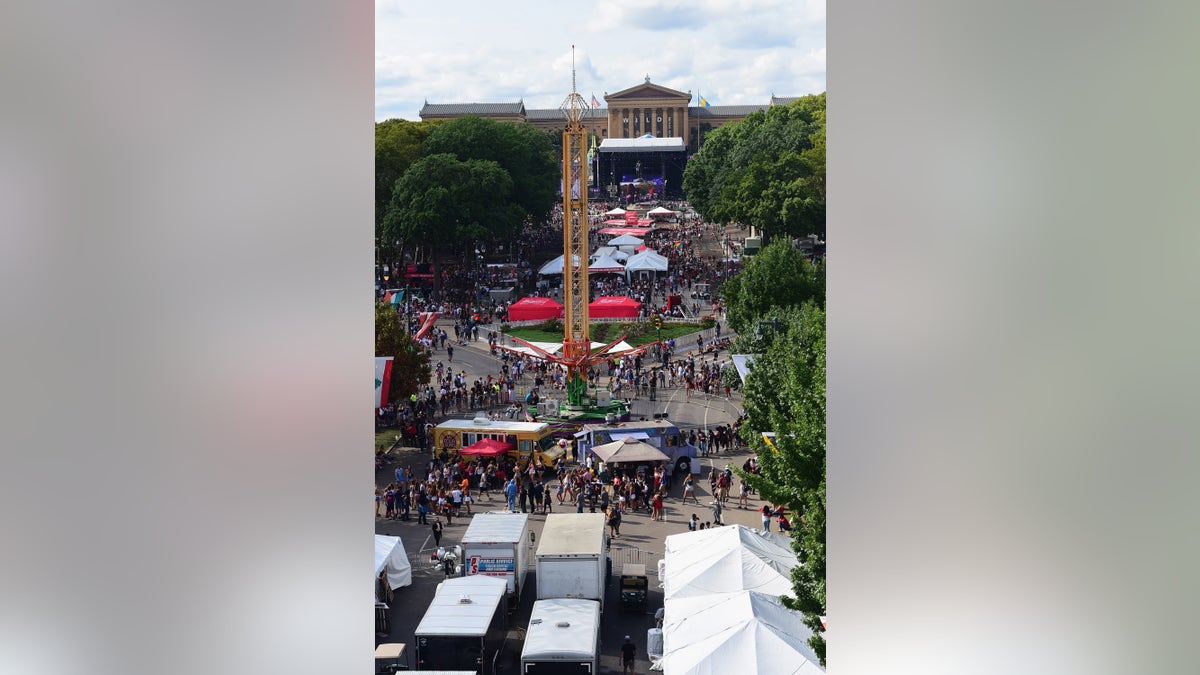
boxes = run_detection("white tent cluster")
[655,525,823,674]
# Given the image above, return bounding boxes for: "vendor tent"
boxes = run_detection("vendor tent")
[375,534,412,591]
[607,233,645,248]
[537,254,582,276]
[592,246,629,262]
[589,437,671,464]
[623,250,669,276]
[588,295,641,319]
[661,525,796,600]
[598,226,659,236]
[507,297,564,321]
[460,437,514,457]
[661,590,823,674]
[605,207,627,216]
[647,206,676,219]
[587,253,626,274]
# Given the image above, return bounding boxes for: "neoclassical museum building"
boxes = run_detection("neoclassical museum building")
[419,77,802,200]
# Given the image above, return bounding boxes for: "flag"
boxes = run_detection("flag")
[699,94,710,108]
[590,94,600,108]
[375,356,394,408]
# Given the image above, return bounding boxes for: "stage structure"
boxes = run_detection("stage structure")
[496,48,654,421]
[597,137,688,201]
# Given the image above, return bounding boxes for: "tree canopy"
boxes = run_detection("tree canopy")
[733,303,826,664]
[720,238,825,335]
[683,93,825,241]
[376,118,441,228]
[422,115,560,237]
[375,301,430,405]
[383,152,517,293]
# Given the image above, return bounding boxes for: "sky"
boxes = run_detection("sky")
[375,0,825,122]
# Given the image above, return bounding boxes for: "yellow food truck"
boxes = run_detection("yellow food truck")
[432,416,565,468]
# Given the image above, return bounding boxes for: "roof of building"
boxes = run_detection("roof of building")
[690,104,769,117]
[524,107,607,121]
[419,101,526,117]
[598,137,686,153]
[771,96,802,106]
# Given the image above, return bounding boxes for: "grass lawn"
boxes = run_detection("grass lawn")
[376,427,405,451]
[506,321,704,347]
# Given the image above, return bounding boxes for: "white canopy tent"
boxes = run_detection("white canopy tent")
[607,233,645,248]
[538,254,582,276]
[588,437,671,464]
[661,590,823,674]
[605,207,627,216]
[592,246,629,262]
[647,206,676,218]
[623,250,669,278]
[587,253,626,274]
[661,525,796,600]
[375,534,412,591]
[730,354,758,384]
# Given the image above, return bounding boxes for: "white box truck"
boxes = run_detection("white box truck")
[535,513,609,612]
[414,575,508,673]
[460,512,531,606]
[520,598,601,675]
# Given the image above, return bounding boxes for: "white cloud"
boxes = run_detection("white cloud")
[375,0,824,121]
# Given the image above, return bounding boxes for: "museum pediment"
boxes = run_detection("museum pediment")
[605,80,691,103]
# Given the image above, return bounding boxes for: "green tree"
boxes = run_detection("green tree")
[376,119,441,268]
[683,94,826,241]
[375,302,431,405]
[720,239,824,335]
[382,153,516,296]
[733,303,826,664]
[423,115,560,238]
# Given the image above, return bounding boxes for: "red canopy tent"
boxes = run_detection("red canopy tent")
[589,295,642,319]
[507,297,564,321]
[599,226,655,236]
[459,438,513,457]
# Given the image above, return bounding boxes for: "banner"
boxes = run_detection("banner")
[375,357,394,408]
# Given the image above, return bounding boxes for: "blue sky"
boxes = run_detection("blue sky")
[376,0,825,121]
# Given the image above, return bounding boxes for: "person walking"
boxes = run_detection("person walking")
[431,517,443,548]
[505,478,518,512]
[682,474,698,504]
[760,503,772,531]
[711,499,723,526]
[620,635,637,675]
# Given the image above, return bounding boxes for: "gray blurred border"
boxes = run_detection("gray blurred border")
[0,2,373,675]
[830,1,1200,673]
